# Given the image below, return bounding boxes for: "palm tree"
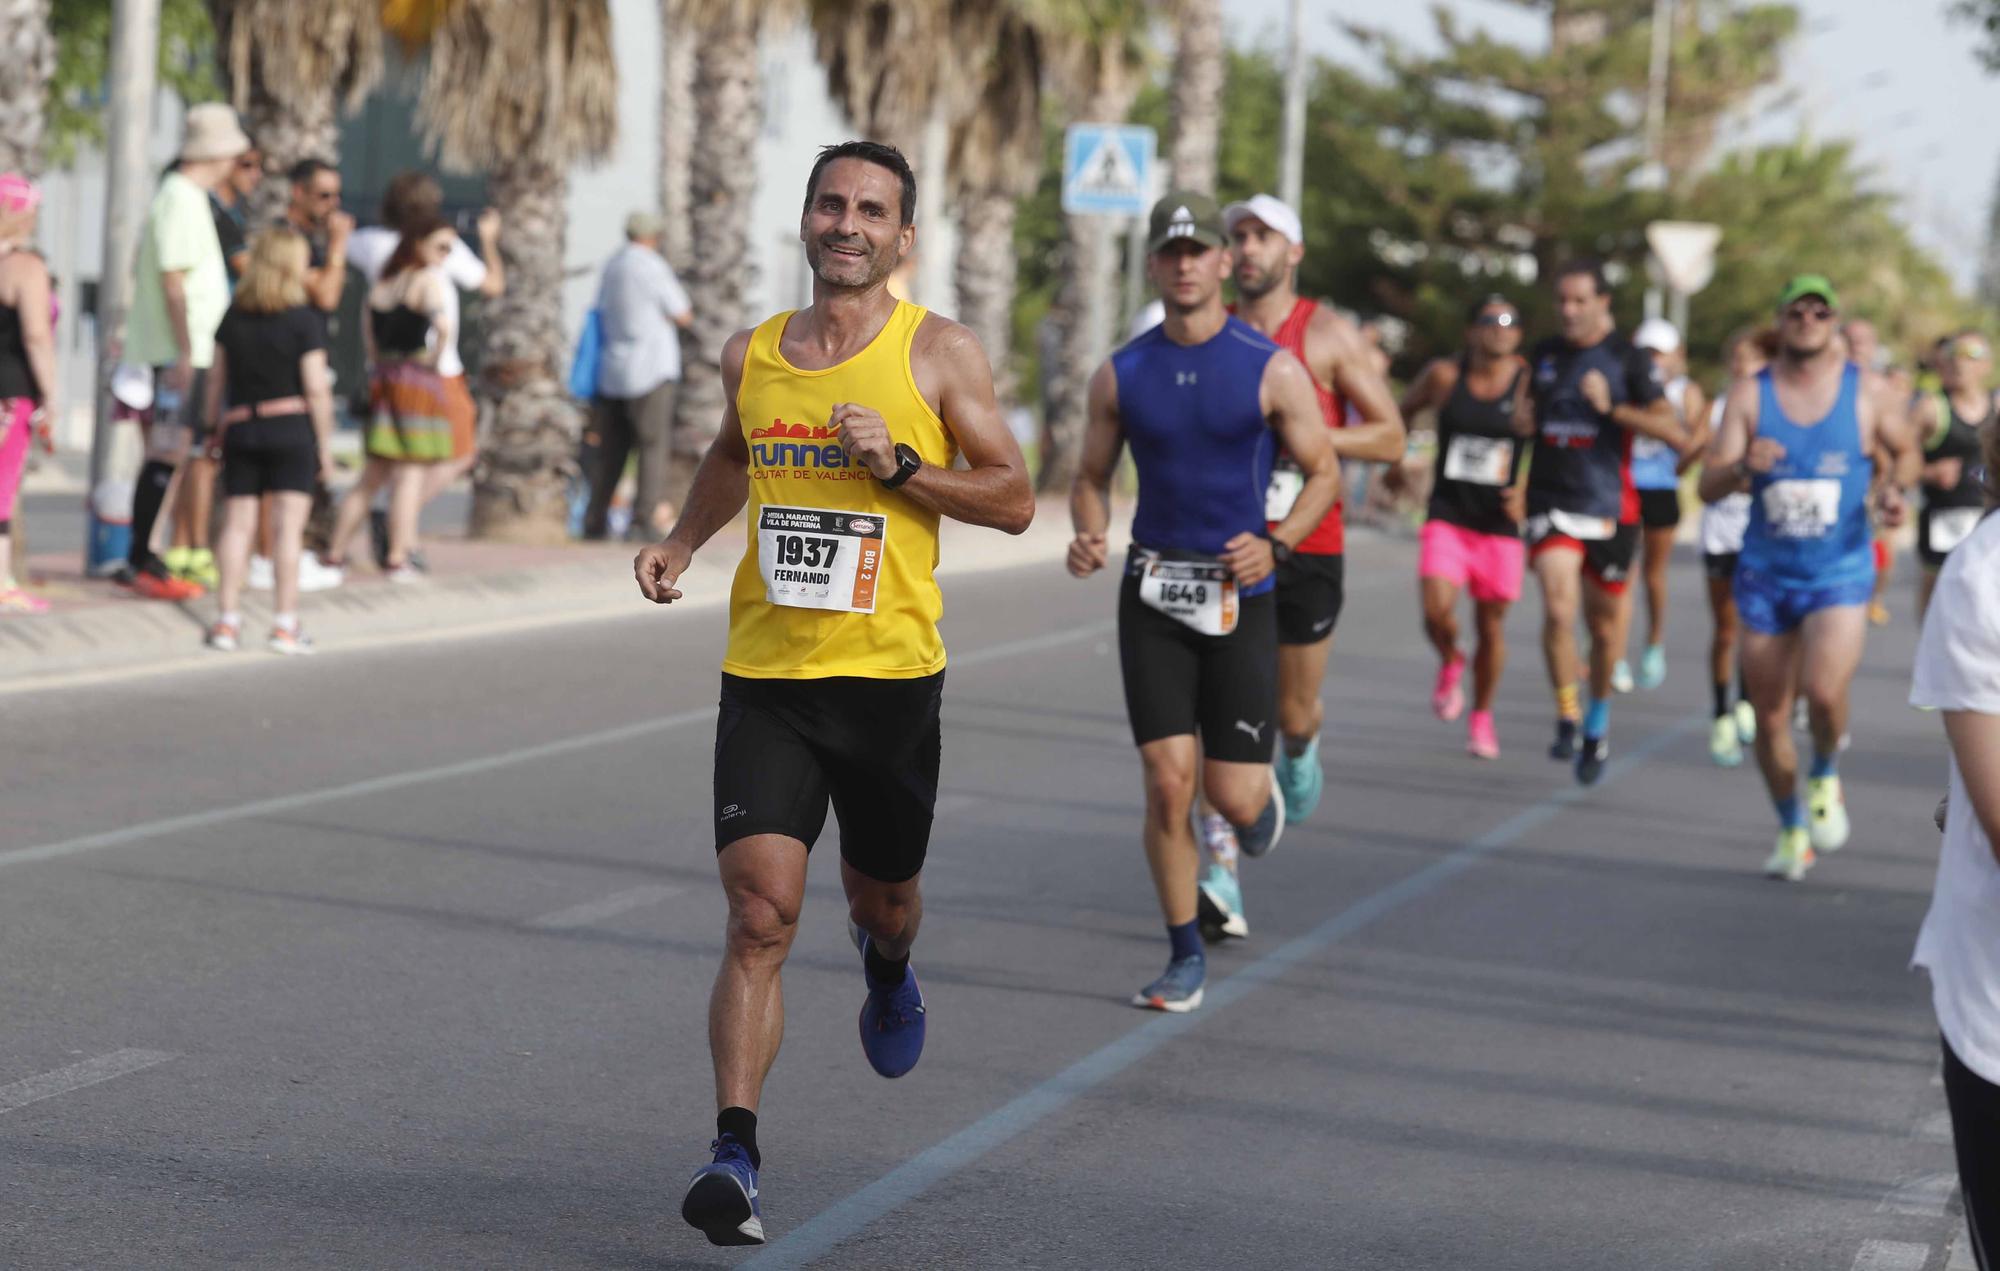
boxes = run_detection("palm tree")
[807,0,954,151]
[211,0,382,221]
[0,0,55,176]
[671,0,781,493]
[656,0,695,268]
[417,0,617,543]
[946,4,1045,413]
[1164,0,1221,195]
[1036,0,1151,492]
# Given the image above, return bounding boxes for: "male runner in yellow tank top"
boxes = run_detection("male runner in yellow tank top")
[633,140,1033,1248]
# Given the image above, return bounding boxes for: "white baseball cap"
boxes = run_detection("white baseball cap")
[1633,317,1682,354]
[1221,193,1303,247]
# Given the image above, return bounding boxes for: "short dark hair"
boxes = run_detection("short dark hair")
[289,157,335,187]
[1551,257,1609,296]
[804,141,916,227]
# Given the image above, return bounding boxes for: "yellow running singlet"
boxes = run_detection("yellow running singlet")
[723,301,957,680]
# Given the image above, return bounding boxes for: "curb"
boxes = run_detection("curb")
[0,502,1119,692]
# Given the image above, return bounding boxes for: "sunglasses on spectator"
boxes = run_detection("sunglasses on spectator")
[1474,312,1518,328]
[235,157,261,172]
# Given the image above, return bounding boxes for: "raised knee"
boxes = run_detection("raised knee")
[1208,784,1265,827]
[848,890,913,941]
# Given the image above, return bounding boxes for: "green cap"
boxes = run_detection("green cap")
[1776,273,1840,311]
[1147,191,1226,254]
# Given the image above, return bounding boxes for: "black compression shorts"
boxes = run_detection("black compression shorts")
[1274,551,1345,645]
[1638,487,1682,531]
[1117,568,1278,763]
[712,671,943,883]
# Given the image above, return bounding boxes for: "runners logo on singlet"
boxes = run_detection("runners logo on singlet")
[749,417,871,482]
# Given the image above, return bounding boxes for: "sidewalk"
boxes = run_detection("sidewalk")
[0,497,1109,690]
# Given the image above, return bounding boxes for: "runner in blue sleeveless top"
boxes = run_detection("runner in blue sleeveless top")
[1699,274,1917,882]
[1068,191,1337,1014]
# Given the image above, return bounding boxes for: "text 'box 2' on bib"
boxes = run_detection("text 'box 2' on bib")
[758,505,887,614]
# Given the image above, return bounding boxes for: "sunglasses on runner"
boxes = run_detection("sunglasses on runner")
[1953,338,1991,361]
[1783,302,1836,323]
[1473,312,1518,328]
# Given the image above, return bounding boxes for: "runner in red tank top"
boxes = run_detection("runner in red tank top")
[1186,194,1402,942]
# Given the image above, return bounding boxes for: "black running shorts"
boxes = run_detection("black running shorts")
[1527,514,1640,593]
[1703,551,1739,582]
[1117,568,1278,764]
[712,671,943,883]
[1638,487,1682,531]
[1274,550,1345,646]
[221,416,319,497]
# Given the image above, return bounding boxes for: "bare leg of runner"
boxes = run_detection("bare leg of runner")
[709,835,809,1113]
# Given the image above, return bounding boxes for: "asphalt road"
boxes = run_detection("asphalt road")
[0,532,1970,1270]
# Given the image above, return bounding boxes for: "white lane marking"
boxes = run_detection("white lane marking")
[527,883,684,930]
[1949,1232,1978,1271]
[1882,1172,1959,1218]
[741,715,1706,1269]
[0,622,1112,873]
[0,1049,177,1115]
[1850,1241,1930,1271]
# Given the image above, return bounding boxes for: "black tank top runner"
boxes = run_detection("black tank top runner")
[1925,392,1990,513]
[1428,356,1527,538]
[0,301,35,402]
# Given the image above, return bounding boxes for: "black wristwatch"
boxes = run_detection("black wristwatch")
[880,442,922,489]
[1270,536,1294,565]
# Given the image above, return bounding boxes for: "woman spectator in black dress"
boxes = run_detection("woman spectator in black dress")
[201,227,338,654]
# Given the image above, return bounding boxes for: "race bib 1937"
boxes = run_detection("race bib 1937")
[1760,479,1840,540]
[757,505,885,613]
[1443,434,1514,487]
[1137,554,1238,636]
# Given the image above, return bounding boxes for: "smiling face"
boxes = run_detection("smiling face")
[1467,302,1522,359]
[800,157,914,291]
[1149,239,1230,314]
[1228,218,1299,301]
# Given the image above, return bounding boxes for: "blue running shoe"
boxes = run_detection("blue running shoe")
[682,1136,764,1246]
[1273,734,1324,822]
[1132,954,1206,1012]
[1196,864,1248,940]
[1235,770,1287,859]
[856,935,926,1078]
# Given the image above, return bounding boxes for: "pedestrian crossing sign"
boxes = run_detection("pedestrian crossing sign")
[1062,124,1157,216]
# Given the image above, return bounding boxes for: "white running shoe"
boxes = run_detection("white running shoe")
[298,552,345,592]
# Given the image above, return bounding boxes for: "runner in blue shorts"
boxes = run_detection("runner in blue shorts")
[1698,275,1917,881]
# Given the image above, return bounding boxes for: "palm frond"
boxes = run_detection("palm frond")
[417,0,618,172]
[212,0,383,115]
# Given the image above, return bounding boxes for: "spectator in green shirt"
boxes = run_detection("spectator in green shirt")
[119,102,249,600]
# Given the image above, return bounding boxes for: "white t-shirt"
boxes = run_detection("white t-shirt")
[346,226,489,379]
[593,242,692,399]
[1910,507,2000,1085]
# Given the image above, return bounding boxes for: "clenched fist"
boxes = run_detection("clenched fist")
[1579,369,1612,416]
[1067,532,1109,578]
[831,403,898,480]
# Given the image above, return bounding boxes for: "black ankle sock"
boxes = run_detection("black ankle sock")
[128,459,174,572]
[716,1106,760,1168]
[1167,919,1204,963]
[863,941,909,989]
[1712,681,1730,719]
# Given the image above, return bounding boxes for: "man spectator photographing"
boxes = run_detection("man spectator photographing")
[584,211,692,541]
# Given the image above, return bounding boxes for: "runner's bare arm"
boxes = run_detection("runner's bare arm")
[635,329,753,603]
[1862,370,1916,525]
[1675,381,1712,475]
[1396,358,1455,421]
[1609,393,1681,444]
[859,315,1033,534]
[1311,308,1406,462]
[1067,361,1124,578]
[1944,711,2000,863]
[1262,352,1341,548]
[1696,377,1765,504]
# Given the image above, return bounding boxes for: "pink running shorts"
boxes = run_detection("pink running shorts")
[1419,519,1525,604]
[0,397,32,520]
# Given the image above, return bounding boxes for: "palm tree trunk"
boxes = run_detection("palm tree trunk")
[1167,0,1222,195]
[656,0,694,268]
[468,157,580,543]
[1039,212,1117,493]
[672,11,762,508]
[240,91,341,223]
[953,189,1019,410]
[0,0,54,176]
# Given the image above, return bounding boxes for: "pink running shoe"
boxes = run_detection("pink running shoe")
[0,586,49,615]
[1467,710,1499,759]
[1432,654,1466,722]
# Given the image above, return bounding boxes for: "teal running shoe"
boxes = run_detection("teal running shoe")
[1196,864,1248,940]
[1273,734,1323,822]
[1637,643,1666,690]
[1612,660,1635,694]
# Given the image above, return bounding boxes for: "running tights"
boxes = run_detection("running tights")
[1944,1035,2000,1269]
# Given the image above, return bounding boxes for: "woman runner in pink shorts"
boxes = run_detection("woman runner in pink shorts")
[1399,295,1533,756]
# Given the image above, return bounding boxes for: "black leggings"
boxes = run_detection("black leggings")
[1945,1035,2000,1269]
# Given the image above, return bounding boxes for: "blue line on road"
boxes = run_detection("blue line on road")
[745,713,1706,1269]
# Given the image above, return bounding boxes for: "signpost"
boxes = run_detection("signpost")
[1062,124,1159,351]
[1645,219,1722,335]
